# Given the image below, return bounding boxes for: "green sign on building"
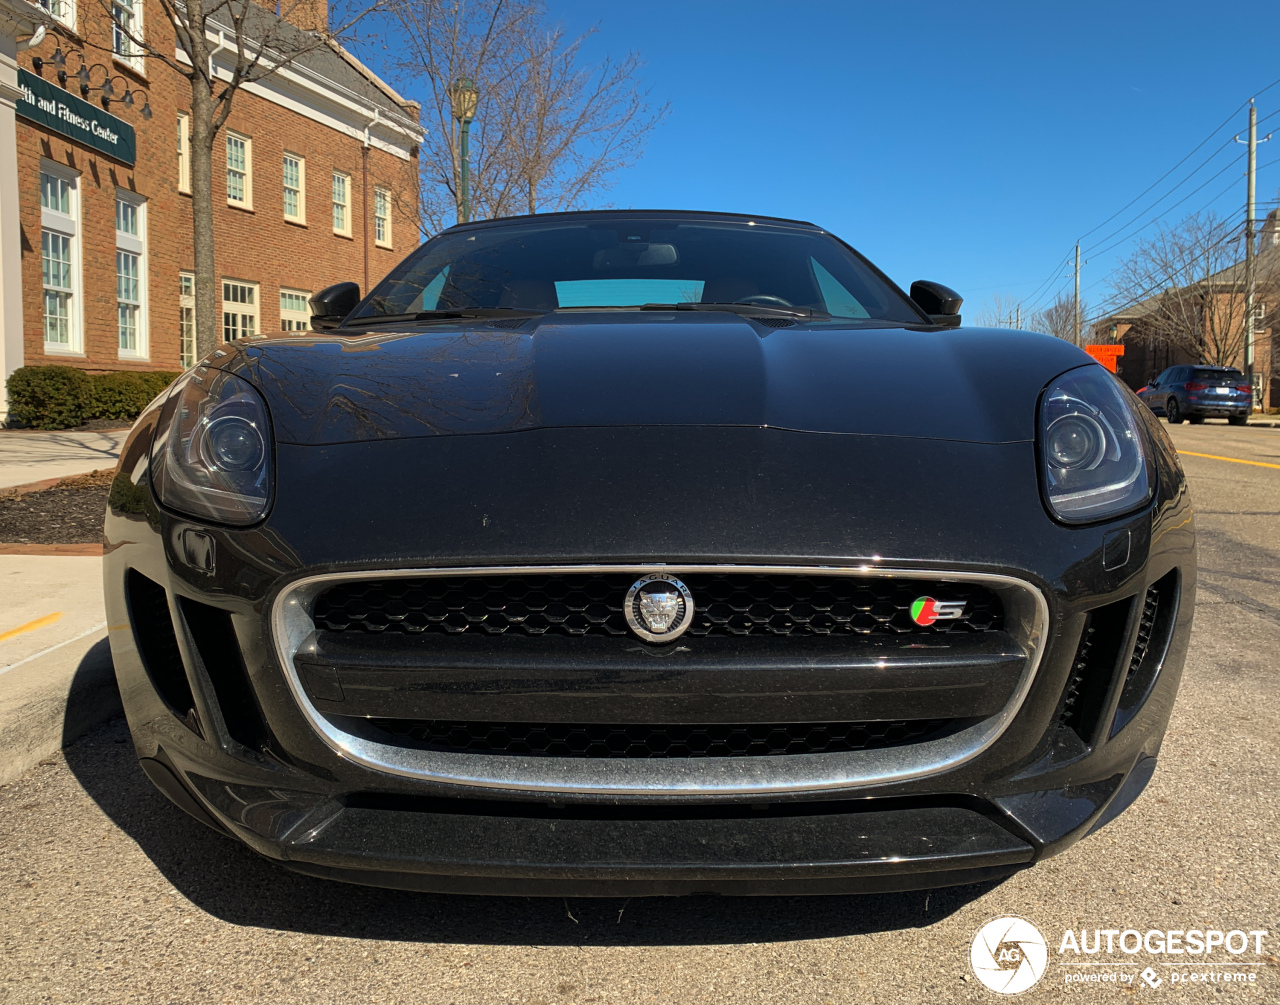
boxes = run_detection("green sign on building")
[15,69,136,166]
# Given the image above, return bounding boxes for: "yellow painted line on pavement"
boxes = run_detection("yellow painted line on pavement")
[1179,450,1280,470]
[0,611,63,643]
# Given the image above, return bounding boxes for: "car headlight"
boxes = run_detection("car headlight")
[1039,365,1152,524]
[151,367,273,525]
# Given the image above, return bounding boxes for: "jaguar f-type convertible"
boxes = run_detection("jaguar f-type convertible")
[104,210,1195,895]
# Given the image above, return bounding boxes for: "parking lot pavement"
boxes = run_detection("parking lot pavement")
[0,429,128,490]
[1,424,1278,1004]
[0,556,111,786]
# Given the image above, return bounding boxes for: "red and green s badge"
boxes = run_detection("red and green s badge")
[911,597,967,626]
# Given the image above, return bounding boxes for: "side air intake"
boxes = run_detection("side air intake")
[179,598,270,752]
[126,570,198,732]
[1057,597,1131,747]
[1110,570,1179,736]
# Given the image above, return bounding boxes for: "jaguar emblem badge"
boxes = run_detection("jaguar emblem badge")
[625,574,695,643]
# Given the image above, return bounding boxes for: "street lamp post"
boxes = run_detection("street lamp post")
[448,77,479,224]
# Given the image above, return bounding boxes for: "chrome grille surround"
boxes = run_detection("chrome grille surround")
[271,564,1049,796]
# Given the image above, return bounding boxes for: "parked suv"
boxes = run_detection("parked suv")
[1137,365,1251,425]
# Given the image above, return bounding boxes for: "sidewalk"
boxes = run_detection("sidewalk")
[0,555,116,785]
[0,428,130,490]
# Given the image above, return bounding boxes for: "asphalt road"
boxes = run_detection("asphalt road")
[2,420,1279,1004]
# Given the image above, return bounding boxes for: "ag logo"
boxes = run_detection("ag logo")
[970,916,1048,995]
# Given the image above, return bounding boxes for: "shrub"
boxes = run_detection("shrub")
[88,372,153,421]
[4,366,182,429]
[5,365,92,429]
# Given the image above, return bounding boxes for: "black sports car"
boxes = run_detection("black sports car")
[104,210,1195,896]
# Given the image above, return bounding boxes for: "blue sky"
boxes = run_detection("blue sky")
[510,0,1280,322]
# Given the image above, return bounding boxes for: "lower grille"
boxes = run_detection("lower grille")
[342,717,962,758]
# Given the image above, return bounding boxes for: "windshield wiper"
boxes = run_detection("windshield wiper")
[638,302,831,320]
[351,307,548,327]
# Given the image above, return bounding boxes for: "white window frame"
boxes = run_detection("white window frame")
[39,160,82,355]
[221,279,259,342]
[115,190,148,360]
[279,288,312,331]
[374,186,392,248]
[37,0,75,31]
[282,153,306,224]
[111,0,143,72]
[179,272,195,367]
[226,131,253,209]
[332,170,350,236]
[177,112,190,194]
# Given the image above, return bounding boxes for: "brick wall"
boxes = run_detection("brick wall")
[17,1,420,375]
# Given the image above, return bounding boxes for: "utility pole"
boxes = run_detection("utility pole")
[1235,100,1272,403]
[1245,100,1257,395]
[1015,304,1021,329]
[1074,243,1081,345]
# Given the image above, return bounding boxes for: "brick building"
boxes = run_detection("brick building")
[0,0,421,416]
[1096,237,1278,411]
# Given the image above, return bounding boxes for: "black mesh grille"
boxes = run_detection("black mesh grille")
[751,316,797,328]
[1123,586,1161,686]
[351,717,959,758]
[487,317,530,329]
[313,572,1003,639]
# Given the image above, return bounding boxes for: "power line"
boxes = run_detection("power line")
[1075,72,1280,246]
[1017,80,1280,324]
[1081,218,1248,327]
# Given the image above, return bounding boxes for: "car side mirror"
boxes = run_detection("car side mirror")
[309,282,361,331]
[910,280,963,328]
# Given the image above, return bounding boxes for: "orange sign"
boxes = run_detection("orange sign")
[1084,344,1125,372]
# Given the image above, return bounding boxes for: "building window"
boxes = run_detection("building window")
[115,192,147,359]
[374,187,391,248]
[283,154,305,223]
[42,233,73,347]
[112,0,142,70]
[41,171,71,214]
[179,273,195,367]
[226,132,252,208]
[280,289,311,330]
[177,113,190,193]
[222,280,258,341]
[37,0,74,30]
[40,164,80,353]
[117,253,141,352]
[332,171,350,235]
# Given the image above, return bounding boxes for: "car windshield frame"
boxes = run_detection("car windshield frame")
[349,212,930,326]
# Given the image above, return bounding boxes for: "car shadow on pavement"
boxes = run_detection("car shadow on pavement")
[63,716,1006,947]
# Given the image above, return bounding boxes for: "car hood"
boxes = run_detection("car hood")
[213,311,1095,446]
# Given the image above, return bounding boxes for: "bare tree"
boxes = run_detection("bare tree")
[97,0,382,356]
[385,0,667,235]
[1029,295,1087,345]
[1105,212,1252,367]
[973,292,1030,329]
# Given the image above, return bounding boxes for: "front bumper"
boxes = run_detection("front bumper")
[104,423,1195,895]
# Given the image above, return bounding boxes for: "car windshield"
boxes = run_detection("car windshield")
[1192,368,1243,381]
[353,215,925,324]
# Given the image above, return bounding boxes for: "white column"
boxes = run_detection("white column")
[0,13,32,424]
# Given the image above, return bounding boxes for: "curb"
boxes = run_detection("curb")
[0,543,104,556]
[1,469,111,496]
[0,627,120,787]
